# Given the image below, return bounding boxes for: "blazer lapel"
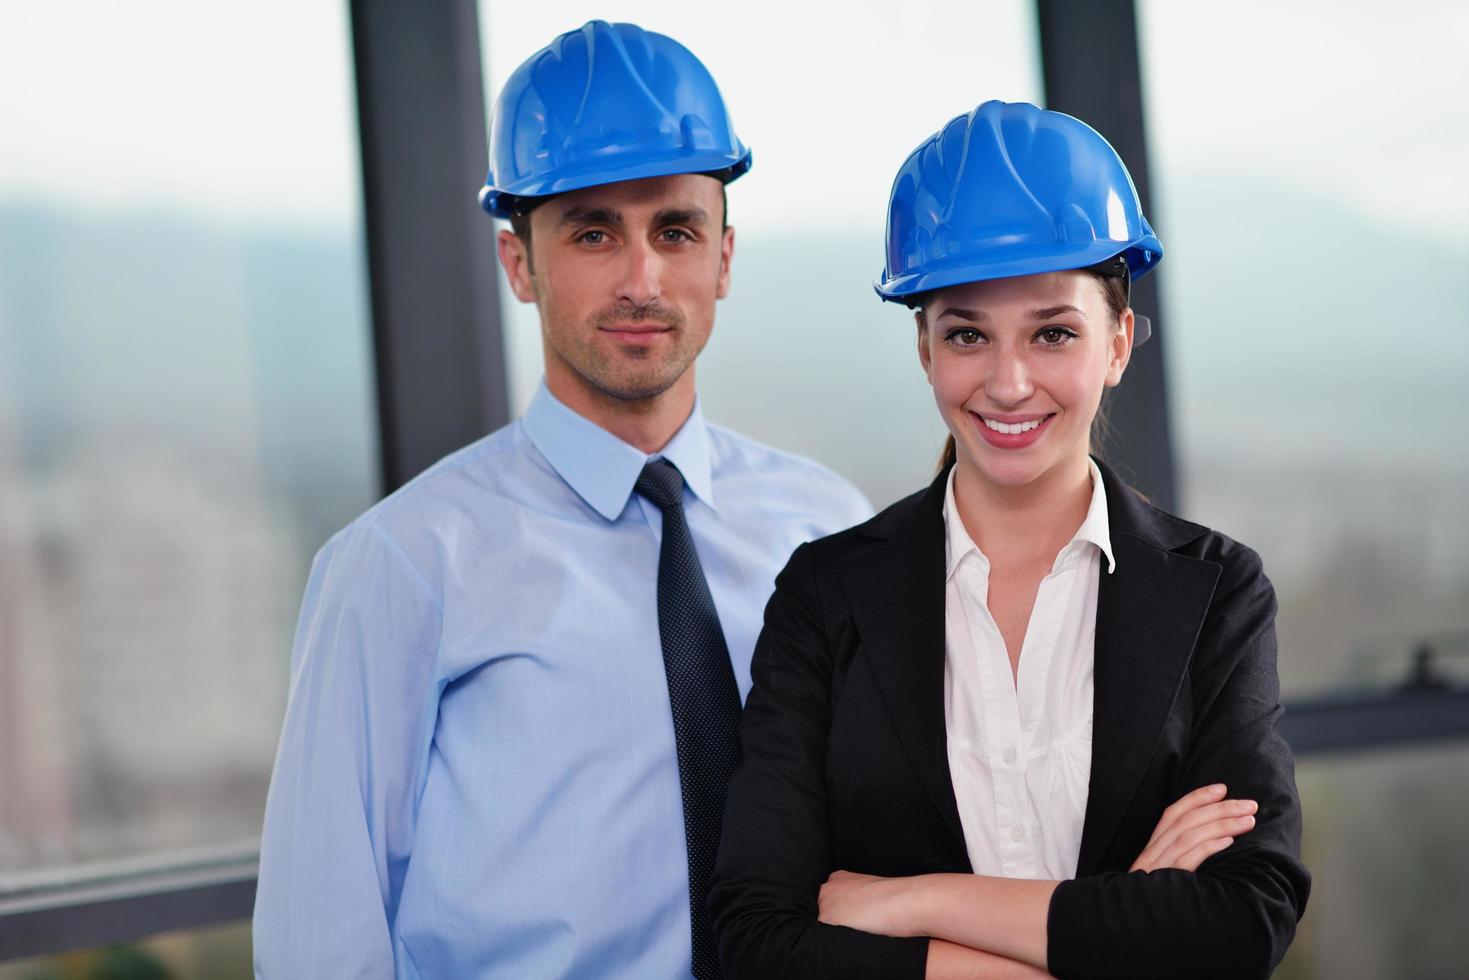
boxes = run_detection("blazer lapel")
[1076,464,1222,875]
[835,471,969,858]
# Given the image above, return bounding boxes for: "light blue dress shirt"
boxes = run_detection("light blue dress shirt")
[254,382,871,979]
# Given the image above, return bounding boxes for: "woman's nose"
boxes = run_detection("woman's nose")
[985,350,1034,406]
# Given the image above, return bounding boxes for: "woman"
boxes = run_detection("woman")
[708,101,1309,979]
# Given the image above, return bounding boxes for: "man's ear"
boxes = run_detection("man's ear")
[715,225,735,299]
[497,229,537,303]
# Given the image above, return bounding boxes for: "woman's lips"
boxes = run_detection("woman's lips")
[971,412,1054,449]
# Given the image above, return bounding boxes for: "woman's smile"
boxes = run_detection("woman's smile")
[972,411,1056,449]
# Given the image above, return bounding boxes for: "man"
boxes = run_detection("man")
[253,20,869,980]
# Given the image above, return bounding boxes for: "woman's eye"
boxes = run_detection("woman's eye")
[946,328,984,347]
[1038,326,1076,345]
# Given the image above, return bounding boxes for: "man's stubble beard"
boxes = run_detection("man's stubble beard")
[543,297,705,404]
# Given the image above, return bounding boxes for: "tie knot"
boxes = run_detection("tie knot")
[635,458,686,511]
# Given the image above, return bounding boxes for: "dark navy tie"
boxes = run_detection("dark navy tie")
[635,458,741,980]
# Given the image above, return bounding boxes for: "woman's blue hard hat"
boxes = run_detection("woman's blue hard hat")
[480,21,752,218]
[876,100,1163,303]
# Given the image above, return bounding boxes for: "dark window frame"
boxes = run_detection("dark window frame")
[1036,0,1176,510]
[354,0,510,491]
[1,0,1462,963]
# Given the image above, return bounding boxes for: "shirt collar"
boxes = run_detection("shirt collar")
[522,380,716,522]
[943,467,987,580]
[1074,457,1116,574]
[941,457,1116,580]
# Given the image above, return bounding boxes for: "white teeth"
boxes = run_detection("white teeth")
[982,416,1043,435]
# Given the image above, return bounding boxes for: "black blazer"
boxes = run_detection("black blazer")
[709,460,1310,980]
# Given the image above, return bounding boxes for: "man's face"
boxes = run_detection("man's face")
[498,174,734,410]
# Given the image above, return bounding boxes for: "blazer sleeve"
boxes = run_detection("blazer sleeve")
[1046,544,1311,980]
[709,542,931,980]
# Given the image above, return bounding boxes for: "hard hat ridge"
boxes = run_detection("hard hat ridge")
[481,21,752,217]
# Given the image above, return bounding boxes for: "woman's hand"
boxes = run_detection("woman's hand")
[818,870,918,937]
[1130,783,1258,873]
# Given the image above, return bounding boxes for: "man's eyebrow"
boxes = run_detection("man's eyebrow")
[557,206,622,227]
[653,207,710,226]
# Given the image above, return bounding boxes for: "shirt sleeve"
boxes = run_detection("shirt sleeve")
[1045,545,1311,979]
[253,520,444,980]
[709,542,931,980]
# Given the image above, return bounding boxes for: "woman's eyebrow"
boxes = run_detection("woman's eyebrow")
[934,304,1086,321]
[934,307,987,322]
[1029,304,1085,319]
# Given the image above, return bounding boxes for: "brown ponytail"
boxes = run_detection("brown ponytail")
[937,434,957,475]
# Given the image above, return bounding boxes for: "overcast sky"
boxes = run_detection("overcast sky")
[1,0,1463,242]
[0,0,361,227]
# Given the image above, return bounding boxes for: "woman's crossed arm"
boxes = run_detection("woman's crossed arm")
[818,784,1259,976]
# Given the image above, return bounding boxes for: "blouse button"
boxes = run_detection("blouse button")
[1002,746,1017,765]
[1009,824,1025,842]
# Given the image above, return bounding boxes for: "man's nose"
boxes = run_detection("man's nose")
[617,239,662,308]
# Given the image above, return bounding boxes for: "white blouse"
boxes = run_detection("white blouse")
[942,460,1114,880]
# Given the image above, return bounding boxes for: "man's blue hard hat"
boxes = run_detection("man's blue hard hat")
[876,100,1163,302]
[479,21,752,218]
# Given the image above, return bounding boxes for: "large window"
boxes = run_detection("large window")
[4,1,1462,971]
[480,1,1043,508]
[1139,2,1469,976]
[1139,0,1469,700]
[0,0,377,929]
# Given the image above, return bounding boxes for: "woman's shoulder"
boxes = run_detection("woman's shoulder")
[799,480,938,561]
[1107,473,1269,588]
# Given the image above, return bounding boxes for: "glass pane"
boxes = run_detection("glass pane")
[1138,0,1469,698]
[0,0,378,892]
[479,1,1044,508]
[1280,743,1469,980]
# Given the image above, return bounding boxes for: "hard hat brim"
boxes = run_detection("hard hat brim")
[875,236,1162,303]
[481,148,753,218]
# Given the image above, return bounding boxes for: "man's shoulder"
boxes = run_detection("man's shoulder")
[324,420,540,555]
[704,422,862,494]
[704,422,872,529]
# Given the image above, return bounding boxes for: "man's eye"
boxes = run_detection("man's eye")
[578,230,607,244]
[658,229,691,243]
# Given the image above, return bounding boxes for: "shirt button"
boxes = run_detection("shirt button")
[1003,747,1017,765]
[1010,825,1025,842]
